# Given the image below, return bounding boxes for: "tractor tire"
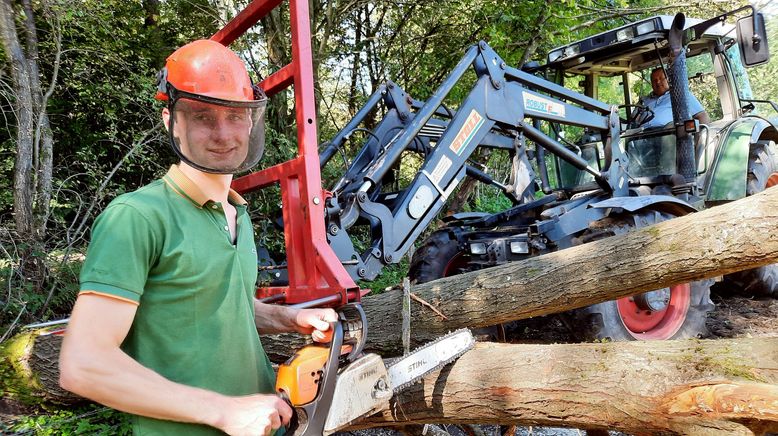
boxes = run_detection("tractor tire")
[719,141,778,297]
[409,231,470,284]
[567,211,715,341]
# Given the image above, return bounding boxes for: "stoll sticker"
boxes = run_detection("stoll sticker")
[523,92,566,117]
[449,109,484,156]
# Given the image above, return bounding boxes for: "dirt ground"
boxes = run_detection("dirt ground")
[705,292,778,339]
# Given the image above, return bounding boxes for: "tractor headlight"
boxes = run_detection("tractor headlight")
[548,48,564,63]
[470,243,487,255]
[616,27,635,42]
[509,241,529,254]
[563,44,580,58]
[636,20,656,35]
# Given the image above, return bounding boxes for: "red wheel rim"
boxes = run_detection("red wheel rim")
[443,253,469,277]
[767,173,778,188]
[616,283,691,340]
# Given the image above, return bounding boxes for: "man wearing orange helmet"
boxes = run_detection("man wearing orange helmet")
[59,40,336,435]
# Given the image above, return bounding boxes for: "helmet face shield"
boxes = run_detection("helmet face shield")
[167,91,266,174]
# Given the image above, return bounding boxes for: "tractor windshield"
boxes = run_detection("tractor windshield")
[544,36,727,187]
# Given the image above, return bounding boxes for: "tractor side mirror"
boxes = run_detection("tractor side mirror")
[737,12,770,67]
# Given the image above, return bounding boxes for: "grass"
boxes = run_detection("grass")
[4,404,131,436]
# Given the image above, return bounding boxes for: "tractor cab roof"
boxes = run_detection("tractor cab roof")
[545,15,736,77]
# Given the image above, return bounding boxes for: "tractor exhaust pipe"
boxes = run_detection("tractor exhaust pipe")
[667,13,696,184]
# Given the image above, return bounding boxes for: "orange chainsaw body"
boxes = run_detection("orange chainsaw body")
[276,344,353,406]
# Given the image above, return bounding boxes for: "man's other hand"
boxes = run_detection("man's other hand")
[216,394,292,436]
[294,308,338,342]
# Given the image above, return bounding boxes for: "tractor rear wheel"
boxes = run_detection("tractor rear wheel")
[568,211,714,341]
[719,141,778,297]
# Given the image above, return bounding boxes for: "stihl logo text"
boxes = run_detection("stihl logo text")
[408,360,427,372]
[359,369,377,380]
[449,109,484,156]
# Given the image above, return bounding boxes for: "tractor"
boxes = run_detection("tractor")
[408,8,778,341]
[235,5,774,342]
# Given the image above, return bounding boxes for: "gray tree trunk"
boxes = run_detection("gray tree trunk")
[21,0,54,242]
[1,0,35,238]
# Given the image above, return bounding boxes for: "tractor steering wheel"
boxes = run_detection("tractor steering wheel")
[619,103,655,128]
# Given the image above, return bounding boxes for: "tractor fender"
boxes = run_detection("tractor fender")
[589,195,697,217]
[704,116,778,202]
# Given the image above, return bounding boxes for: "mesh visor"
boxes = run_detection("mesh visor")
[168,95,266,174]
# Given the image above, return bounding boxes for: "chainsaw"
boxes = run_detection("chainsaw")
[276,303,474,435]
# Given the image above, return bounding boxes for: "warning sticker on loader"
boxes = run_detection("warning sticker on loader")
[523,92,566,117]
[449,109,484,156]
[430,155,452,185]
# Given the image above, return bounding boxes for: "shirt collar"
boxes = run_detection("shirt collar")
[163,164,248,208]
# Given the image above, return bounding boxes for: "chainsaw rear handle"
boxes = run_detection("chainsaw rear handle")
[283,303,367,435]
[284,319,342,435]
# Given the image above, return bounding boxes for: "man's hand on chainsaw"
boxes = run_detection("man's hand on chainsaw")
[294,308,338,342]
[215,393,292,436]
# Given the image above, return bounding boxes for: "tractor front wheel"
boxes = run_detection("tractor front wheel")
[409,231,470,284]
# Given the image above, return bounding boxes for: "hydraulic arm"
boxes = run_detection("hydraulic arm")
[316,41,626,282]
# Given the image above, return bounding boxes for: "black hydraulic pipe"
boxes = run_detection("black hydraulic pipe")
[363,45,480,185]
[320,84,387,168]
[668,14,696,183]
[466,165,504,188]
[533,120,552,194]
[521,122,602,181]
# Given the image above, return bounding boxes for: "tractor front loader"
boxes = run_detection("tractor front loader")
[222,0,771,346]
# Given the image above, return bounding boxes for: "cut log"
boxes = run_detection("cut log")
[261,186,778,357]
[0,329,79,405]
[349,338,778,435]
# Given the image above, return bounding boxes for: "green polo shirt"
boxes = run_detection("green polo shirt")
[80,165,276,435]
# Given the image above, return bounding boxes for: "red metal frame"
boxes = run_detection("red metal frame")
[211,0,360,306]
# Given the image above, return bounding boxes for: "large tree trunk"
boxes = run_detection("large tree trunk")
[1,0,35,238]
[259,186,778,357]
[351,338,778,435]
[0,330,78,405]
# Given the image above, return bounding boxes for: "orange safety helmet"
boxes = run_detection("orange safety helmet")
[156,40,267,174]
[156,39,256,102]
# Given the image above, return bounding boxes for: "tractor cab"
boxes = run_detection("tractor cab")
[539,10,775,200]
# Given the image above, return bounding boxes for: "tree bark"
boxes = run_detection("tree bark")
[260,186,778,358]
[0,330,79,405]
[1,0,35,238]
[6,331,778,436]
[350,339,778,435]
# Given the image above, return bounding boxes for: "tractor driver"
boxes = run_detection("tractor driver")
[636,67,710,128]
[59,39,338,436]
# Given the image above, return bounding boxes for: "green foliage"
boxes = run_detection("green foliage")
[6,405,131,435]
[360,258,409,294]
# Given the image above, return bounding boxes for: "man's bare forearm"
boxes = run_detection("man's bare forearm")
[59,295,230,429]
[254,300,300,334]
[60,344,226,427]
